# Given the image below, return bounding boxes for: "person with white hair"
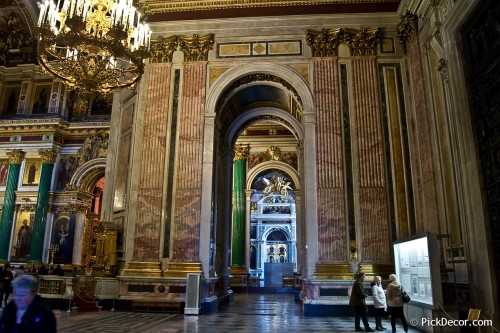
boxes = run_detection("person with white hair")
[0,274,56,332]
[386,274,408,333]
[371,275,387,331]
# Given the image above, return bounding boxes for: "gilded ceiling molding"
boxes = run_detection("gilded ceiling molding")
[234,144,250,161]
[396,12,419,53]
[178,34,215,62]
[139,0,399,15]
[6,149,26,164]
[38,149,57,164]
[150,35,179,63]
[306,27,380,57]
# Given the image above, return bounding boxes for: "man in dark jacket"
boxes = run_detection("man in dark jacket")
[0,264,14,307]
[349,271,375,332]
[0,274,56,333]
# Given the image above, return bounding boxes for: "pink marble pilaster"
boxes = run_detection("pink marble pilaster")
[132,63,172,261]
[352,57,390,262]
[407,39,439,233]
[313,58,347,263]
[170,62,207,262]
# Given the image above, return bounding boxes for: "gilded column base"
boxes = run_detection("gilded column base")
[313,264,354,280]
[163,262,202,278]
[122,261,162,277]
[358,264,394,280]
[230,265,248,276]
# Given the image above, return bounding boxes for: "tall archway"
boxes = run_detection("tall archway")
[201,62,316,291]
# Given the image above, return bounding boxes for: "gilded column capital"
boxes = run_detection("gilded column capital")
[305,28,348,57]
[234,144,250,161]
[6,149,25,164]
[397,12,419,53]
[347,27,381,56]
[178,34,214,62]
[38,149,57,164]
[150,35,179,63]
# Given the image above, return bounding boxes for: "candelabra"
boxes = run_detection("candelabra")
[49,243,59,265]
[37,0,151,119]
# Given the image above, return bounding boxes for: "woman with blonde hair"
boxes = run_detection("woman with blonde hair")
[386,274,408,333]
[371,275,387,330]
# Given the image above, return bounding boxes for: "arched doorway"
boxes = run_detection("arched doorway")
[203,62,316,293]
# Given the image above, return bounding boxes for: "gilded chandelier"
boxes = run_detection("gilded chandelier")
[37,0,151,119]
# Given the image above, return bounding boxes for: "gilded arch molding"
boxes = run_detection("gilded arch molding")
[69,157,106,193]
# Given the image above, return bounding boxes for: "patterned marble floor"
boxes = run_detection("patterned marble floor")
[2,293,421,332]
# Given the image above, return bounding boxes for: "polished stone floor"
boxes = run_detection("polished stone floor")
[1,293,420,332]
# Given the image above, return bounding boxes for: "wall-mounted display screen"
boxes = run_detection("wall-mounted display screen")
[393,234,442,308]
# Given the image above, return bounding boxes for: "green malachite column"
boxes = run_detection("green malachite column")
[231,144,249,275]
[0,150,26,261]
[29,149,57,262]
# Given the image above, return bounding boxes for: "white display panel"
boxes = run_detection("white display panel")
[393,234,442,308]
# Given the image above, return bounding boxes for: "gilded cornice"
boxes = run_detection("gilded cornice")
[6,149,26,164]
[38,149,57,164]
[178,34,215,62]
[55,202,89,213]
[139,0,399,15]
[234,144,250,161]
[306,27,380,57]
[396,12,418,53]
[0,119,110,139]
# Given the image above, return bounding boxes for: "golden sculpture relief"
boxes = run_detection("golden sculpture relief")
[306,27,380,57]
[6,149,25,164]
[234,144,250,161]
[64,184,80,191]
[38,149,57,164]
[396,12,418,53]
[77,132,109,166]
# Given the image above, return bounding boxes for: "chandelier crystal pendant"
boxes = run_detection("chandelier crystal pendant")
[37,0,151,120]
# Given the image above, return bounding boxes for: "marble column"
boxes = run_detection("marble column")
[126,63,172,276]
[0,150,25,261]
[311,57,350,278]
[72,211,86,265]
[231,144,249,275]
[29,149,57,263]
[351,55,391,264]
[166,60,208,277]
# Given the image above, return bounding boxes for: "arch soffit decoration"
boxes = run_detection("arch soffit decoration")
[205,62,315,119]
[226,107,303,148]
[263,227,292,242]
[246,160,300,192]
[69,158,106,192]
